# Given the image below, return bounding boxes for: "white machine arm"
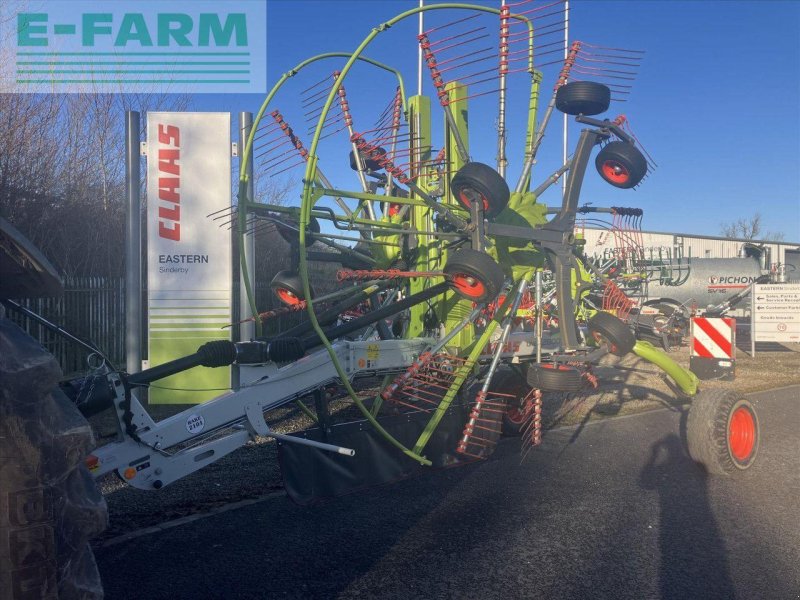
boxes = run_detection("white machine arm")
[89,338,431,489]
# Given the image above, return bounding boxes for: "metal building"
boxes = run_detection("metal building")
[579,226,800,282]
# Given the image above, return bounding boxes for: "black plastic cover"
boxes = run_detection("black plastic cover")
[278,405,473,505]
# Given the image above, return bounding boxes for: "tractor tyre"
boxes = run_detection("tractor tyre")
[588,311,636,356]
[686,389,759,475]
[595,141,648,189]
[270,270,311,306]
[526,363,584,393]
[276,216,320,248]
[555,81,611,116]
[450,162,510,219]
[493,370,532,436]
[443,249,505,304]
[0,318,107,600]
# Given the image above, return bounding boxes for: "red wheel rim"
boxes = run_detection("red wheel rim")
[601,160,630,185]
[451,273,486,299]
[387,203,402,217]
[729,406,756,461]
[458,190,489,212]
[276,288,302,306]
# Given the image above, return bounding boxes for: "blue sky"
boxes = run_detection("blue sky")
[195,0,800,242]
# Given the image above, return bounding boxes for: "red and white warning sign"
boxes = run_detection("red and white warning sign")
[691,317,734,359]
[690,317,735,380]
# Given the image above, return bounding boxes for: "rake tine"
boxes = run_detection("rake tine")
[435,53,496,76]
[269,158,307,177]
[436,46,494,67]
[422,12,481,35]
[429,33,492,56]
[427,26,488,49]
[300,74,335,95]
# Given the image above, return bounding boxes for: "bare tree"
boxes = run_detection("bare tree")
[0,90,190,277]
[720,212,785,241]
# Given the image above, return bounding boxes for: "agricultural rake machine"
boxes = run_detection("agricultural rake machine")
[1,2,761,596]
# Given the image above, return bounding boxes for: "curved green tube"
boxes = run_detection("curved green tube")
[632,340,699,397]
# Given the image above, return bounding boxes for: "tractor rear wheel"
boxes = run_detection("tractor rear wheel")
[0,319,106,600]
[686,389,759,475]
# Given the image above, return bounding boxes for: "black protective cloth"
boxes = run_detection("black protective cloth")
[278,406,472,505]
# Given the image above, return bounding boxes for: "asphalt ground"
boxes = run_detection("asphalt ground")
[95,386,800,600]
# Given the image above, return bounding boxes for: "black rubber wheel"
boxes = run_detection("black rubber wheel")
[555,81,611,116]
[1,319,106,599]
[588,311,636,356]
[595,141,648,189]
[492,370,532,436]
[526,363,584,392]
[443,249,505,303]
[275,216,320,248]
[350,147,387,172]
[270,270,311,306]
[686,389,759,475]
[450,162,510,219]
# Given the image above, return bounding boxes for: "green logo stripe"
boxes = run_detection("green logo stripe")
[149,306,230,310]
[151,322,229,329]
[150,331,230,339]
[150,314,230,319]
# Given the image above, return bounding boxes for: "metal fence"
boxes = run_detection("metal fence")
[7,277,307,376]
[8,277,126,375]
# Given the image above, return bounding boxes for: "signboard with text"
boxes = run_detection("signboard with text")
[751,284,800,344]
[147,112,231,404]
[1,0,266,94]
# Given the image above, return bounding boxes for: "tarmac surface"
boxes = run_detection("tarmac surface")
[95,386,800,600]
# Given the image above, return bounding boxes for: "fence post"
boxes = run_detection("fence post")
[125,111,142,374]
[232,111,256,390]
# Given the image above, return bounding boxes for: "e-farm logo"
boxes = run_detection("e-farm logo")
[1,1,266,93]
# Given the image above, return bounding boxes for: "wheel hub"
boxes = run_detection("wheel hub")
[602,160,630,184]
[451,274,485,299]
[729,406,756,462]
[276,288,302,306]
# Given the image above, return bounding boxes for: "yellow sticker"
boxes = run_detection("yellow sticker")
[366,344,380,360]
